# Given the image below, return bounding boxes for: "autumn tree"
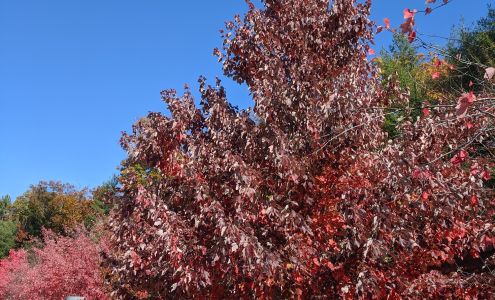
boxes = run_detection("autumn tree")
[0,229,109,300]
[12,181,99,243]
[0,180,114,298]
[109,0,495,298]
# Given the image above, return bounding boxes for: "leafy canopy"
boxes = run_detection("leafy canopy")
[108,0,495,298]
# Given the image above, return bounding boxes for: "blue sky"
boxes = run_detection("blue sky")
[0,0,492,199]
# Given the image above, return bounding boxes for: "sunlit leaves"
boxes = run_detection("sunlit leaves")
[0,229,108,299]
[455,91,476,117]
[384,18,391,29]
[485,67,495,80]
[108,0,495,298]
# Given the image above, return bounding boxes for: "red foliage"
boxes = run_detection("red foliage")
[109,0,495,298]
[383,17,391,29]
[431,71,441,79]
[0,249,29,297]
[0,229,108,300]
[456,92,476,117]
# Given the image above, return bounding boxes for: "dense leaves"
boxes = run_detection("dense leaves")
[106,0,495,298]
[0,181,114,299]
[446,8,495,93]
[0,249,28,297]
[0,221,16,258]
[0,229,109,300]
[12,181,102,244]
[0,196,16,258]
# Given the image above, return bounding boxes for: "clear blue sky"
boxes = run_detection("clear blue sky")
[0,0,492,199]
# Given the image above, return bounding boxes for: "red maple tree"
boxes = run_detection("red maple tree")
[109,0,495,298]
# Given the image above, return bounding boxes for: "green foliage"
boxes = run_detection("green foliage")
[0,221,16,258]
[0,181,112,256]
[447,7,495,92]
[121,164,163,186]
[376,34,429,139]
[0,196,16,257]
[87,177,119,227]
[0,196,11,220]
[382,111,403,140]
[12,181,95,242]
[13,187,53,239]
[379,34,427,101]
[441,7,495,169]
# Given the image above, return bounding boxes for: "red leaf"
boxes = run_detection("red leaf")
[367,48,375,55]
[313,257,320,266]
[384,18,391,29]
[422,108,430,116]
[470,195,478,206]
[403,8,416,19]
[431,72,440,79]
[408,31,416,43]
[412,169,433,179]
[483,236,494,250]
[421,191,429,201]
[471,164,480,175]
[451,150,468,165]
[400,19,415,34]
[456,92,476,117]
[484,67,495,80]
[325,261,334,269]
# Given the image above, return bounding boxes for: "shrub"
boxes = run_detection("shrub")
[0,229,108,300]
